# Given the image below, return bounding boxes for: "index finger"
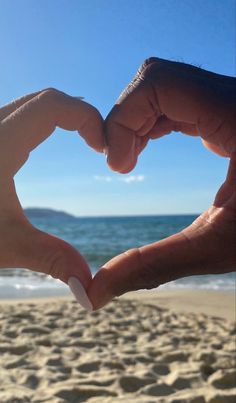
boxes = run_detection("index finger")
[105,56,233,173]
[105,74,161,173]
[0,91,42,121]
[0,88,105,178]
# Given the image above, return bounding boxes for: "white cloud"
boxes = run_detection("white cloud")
[119,174,145,184]
[93,174,146,184]
[94,175,113,182]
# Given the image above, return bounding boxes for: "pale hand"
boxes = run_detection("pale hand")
[0,89,104,292]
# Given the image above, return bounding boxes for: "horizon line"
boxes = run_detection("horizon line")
[23,207,200,218]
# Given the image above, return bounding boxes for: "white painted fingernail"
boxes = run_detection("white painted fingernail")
[68,277,93,312]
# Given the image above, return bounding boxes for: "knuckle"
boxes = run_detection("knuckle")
[124,247,140,258]
[142,57,160,69]
[140,57,163,76]
[39,88,61,104]
[41,87,59,95]
[138,57,169,86]
[118,57,163,102]
[45,239,72,283]
[134,248,161,290]
[121,248,160,292]
[85,103,102,123]
[136,267,160,291]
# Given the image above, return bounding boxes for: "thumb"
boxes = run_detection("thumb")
[8,222,93,310]
[18,227,93,311]
[88,203,235,311]
[88,232,198,310]
[24,227,92,286]
[0,180,92,307]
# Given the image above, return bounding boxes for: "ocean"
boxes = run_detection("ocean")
[0,213,235,299]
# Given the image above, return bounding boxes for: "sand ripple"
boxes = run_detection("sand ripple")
[0,297,235,402]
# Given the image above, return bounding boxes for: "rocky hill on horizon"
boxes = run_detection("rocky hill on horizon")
[24,207,76,220]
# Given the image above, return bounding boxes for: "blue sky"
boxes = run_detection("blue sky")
[0,0,235,216]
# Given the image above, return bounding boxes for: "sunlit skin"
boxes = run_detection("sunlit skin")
[0,89,104,290]
[88,58,236,309]
[0,59,235,309]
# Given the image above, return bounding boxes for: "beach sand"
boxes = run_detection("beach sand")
[0,290,235,402]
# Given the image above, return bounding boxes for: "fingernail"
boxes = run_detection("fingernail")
[68,277,93,312]
[74,96,85,100]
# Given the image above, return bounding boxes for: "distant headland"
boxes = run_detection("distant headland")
[24,208,76,220]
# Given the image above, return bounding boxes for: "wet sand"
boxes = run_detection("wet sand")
[0,290,235,402]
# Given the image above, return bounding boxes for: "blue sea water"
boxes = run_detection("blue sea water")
[0,214,235,298]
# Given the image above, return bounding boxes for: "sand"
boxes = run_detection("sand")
[0,290,235,403]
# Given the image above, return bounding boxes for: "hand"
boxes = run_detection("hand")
[0,89,104,292]
[88,57,236,309]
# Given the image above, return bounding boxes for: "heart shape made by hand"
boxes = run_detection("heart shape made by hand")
[1,59,235,312]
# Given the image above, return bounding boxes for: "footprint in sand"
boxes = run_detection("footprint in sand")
[45,355,64,366]
[55,386,117,402]
[20,373,40,389]
[20,325,49,335]
[119,375,156,393]
[140,382,174,397]
[151,363,170,375]
[77,361,101,373]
